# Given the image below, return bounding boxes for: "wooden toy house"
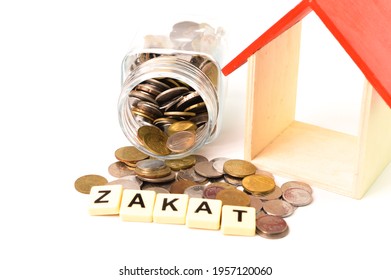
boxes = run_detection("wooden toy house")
[222,0,391,198]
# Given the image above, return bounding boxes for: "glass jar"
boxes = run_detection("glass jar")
[118,19,226,159]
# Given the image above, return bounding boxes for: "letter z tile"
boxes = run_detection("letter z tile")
[88,185,123,216]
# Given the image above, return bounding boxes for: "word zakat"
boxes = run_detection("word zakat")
[89,185,256,236]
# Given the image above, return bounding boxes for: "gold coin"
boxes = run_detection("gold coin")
[165,155,196,171]
[242,174,276,195]
[135,166,172,179]
[74,174,108,194]
[143,133,170,156]
[164,111,196,117]
[114,146,149,163]
[215,188,251,206]
[137,125,165,143]
[166,121,197,136]
[223,159,257,178]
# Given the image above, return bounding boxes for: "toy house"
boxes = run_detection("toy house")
[222,0,391,198]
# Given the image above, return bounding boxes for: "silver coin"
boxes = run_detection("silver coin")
[135,83,162,96]
[108,161,135,178]
[262,199,295,217]
[177,167,207,183]
[142,182,171,191]
[166,131,196,153]
[129,90,158,104]
[281,181,313,194]
[193,154,209,163]
[176,91,203,111]
[211,157,230,174]
[106,176,142,190]
[194,161,223,179]
[223,174,242,186]
[282,188,313,207]
[184,185,205,198]
[136,159,166,171]
[135,101,163,119]
[144,78,171,91]
[137,171,176,183]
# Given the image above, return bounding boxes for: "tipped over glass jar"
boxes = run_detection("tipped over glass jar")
[118,19,226,159]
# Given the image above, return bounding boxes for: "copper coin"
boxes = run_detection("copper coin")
[256,215,288,235]
[170,179,197,194]
[281,181,313,194]
[108,161,136,178]
[223,159,256,178]
[184,185,205,198]
[166,131,196,153]
[249,196,264,213]
[203,185,225,199]
[282,188,313,207]
[257,227,290,239]
[74,174,108,194]
[262,199,295,217]
[194,161,223,179]
[215,188,251,206]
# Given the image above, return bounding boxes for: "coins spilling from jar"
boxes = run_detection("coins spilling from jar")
[75,146,315,239]
[129,77,211,156]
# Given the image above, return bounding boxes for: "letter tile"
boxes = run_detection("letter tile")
[221,205,256,236]
[153,193,189,224]
[120,190,156,222]
[88,185,123,216]
[186,198,222,230]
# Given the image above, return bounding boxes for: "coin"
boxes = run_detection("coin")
[223,159,257,178]
[223,174,242,186]
[166,131,196,153]
[242,174,276,195]
[114,146,149,163]
[202,185,225,199]
[74,174,108,194]
[193,154,209,163]
[194,161,223,179]
[106,176,142,190]
[136,159,166,171]
[129,90,158,104]
[281,181,313,194]
[164,111,196,118]
[137,125,165,143]
[211,157,230,174]
[208,182,235,189]
[176,91,203,111]
[256,215,288,235]
[262,199,295,217]
[177,167,208,183]
[215,188,251,206]
[257,226,290,239]
[282,188,313,207]
[184,185,205,198]
[108,161,136,178]
[249,196,264,213]
[155,87,189,104]
[170,179,197,194]
[166,120,197,136]
[142,182,172,191]
[165,155,196,171]
[251,186,282,201]
[143,132,170,156]
[137,171,176,183]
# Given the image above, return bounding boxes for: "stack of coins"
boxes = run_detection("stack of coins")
[74,146,314,239]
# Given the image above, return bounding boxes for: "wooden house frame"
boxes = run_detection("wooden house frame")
[222,0,391,198]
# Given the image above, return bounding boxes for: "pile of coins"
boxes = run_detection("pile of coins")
[75,146,314,239]
[130,78,209,156]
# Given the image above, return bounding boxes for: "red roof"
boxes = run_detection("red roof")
[222,0,391,108]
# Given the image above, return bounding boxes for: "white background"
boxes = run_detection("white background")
[1,1,391,279]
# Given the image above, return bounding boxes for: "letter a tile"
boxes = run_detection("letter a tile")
[153,193,189,224]
[221,205,256,236]
[120,190,156,222]
[88,185,123,216]
[186,198,222,230]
